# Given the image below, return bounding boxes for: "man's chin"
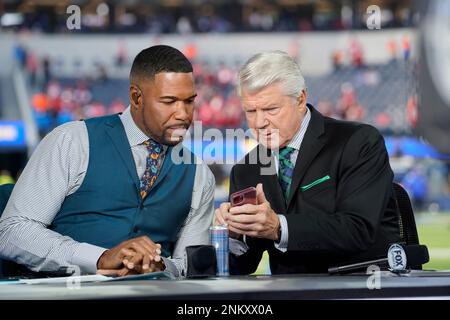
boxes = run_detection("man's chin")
[162,138,183,146]
[258,137,281,151]
[162,135,185,146]
[162,128,188,145]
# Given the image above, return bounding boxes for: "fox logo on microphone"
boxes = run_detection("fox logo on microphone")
[388,244,407,271]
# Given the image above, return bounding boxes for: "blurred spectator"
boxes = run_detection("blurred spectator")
[344,102,365,121]
[24,53,419,137]
[337,82,355,118]
[96,64,109,83]
[47,81,63,130]
[401,165,429,211]
[3,1,416,34]
[407,94,418,128]
[115,41,128,68]
[177,16,193,34]
[198,99,214,127]
[184,43,198,61]
[260,11,275,31]
[224,93,243,128]
[387,39,398,63]
[248,8,263,31]
[73,80,93,105]
[317,100,336,118]
[110,98,127,114]
[84,102,107,118]
[42,56,52,90]
[217,63,234,93]
[209,94,226,127]
[375,112,392,129]
[13,43,27,68]
[335,82,366,121]
[349,39,364,68]
[32,92,49,113]
[298,19,313,31]
[26,51,38,87]
[402,35,411,61]
[332,50,344,71]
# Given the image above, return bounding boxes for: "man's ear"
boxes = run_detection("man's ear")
[297,89,307,109]
[129,84,142,109]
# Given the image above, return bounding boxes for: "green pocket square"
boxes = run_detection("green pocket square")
[301,175,331,191]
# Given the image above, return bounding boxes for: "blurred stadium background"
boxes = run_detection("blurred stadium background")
[0,0,449,273]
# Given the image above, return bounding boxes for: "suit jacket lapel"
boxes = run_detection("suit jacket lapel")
[287,105,327,207]
[105,116,141,193]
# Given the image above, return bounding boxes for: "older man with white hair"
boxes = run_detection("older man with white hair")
[215,51,401,274]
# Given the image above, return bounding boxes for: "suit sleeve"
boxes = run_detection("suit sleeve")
[285,125,394,254]
[228,165,268,275]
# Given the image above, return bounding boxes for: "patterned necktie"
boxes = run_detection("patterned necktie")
[140,139,163,199]
[278,146,295,201]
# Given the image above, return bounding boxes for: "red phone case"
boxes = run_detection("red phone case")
[230,187,257,207]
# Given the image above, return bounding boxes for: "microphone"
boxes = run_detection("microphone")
[387,243,429,271]
[328,244,429,275]
[185,245,217,278]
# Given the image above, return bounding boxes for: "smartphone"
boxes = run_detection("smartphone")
[230,187,257,207]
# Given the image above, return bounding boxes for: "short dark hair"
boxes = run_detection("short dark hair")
[129,45,193,83]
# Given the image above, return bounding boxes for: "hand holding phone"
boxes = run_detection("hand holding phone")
[230,187,257,207]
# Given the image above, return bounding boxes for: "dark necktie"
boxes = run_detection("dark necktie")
[278,147,295,201]
[140,139,163,199]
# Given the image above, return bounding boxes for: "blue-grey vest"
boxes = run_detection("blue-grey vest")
[50,114,197,257]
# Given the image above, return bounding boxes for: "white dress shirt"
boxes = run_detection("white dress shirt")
[0,106,215,277]
[230,108,311,255]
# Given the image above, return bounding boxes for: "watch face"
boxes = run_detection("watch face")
[423,0,450,106]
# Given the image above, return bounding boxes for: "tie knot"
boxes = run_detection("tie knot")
[279,146,295,160]
[143,139,162,154]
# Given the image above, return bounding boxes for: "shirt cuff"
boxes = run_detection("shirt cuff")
[162,257,181,278]
[274,214,288,252]
[229,237,249,256]
[70,242,107,274]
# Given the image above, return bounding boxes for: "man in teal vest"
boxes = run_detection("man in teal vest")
[0,45,215,278]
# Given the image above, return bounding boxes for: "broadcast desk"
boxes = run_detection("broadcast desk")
[1,271,450,300]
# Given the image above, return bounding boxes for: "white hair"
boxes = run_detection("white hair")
[237,51,306,98]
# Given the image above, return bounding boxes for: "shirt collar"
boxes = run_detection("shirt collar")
[286,107,311,151]
[119,106,168,154]
[119,106,150,147]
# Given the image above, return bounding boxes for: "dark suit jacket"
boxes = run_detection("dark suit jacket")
[229,105,401,274]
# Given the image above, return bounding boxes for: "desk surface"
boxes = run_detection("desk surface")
[1,271,450,300]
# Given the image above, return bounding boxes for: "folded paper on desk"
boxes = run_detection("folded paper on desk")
[106,271,175,282]
[0,271,175,285]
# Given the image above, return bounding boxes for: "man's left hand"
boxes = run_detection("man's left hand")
[97,257,165,277]
[227,183,280,241]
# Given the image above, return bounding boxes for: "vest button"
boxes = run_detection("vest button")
[133,227,139,233]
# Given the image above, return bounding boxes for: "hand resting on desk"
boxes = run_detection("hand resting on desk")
[96,236,165,277]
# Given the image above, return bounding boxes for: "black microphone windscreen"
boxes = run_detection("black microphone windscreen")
[185,245,216,278]
[193,246,216,271]
[403,244,429,267]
